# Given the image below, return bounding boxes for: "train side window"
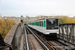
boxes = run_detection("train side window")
[37,22,38,26]
[34,22,35,25]
[36,22,37,26]
[34,22,36,26]
[43,21,45,27]
[33,23,34,25]
[38,22,39,26]
[40,21,41,26]
[40,21,42,27]
[32,23,33,25]
[42,21,43,27]
[39,22,40,26]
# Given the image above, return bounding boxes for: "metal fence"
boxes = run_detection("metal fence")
[59,23,75,44]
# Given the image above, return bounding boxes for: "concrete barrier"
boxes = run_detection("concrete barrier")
[4,24,19,50]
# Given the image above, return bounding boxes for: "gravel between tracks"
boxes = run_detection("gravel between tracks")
[28,34,44,50]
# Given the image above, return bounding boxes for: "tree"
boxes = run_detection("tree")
[0,19,16,39]
[57,16,75,24]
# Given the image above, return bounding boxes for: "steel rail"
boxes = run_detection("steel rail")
[27,29,37,50]
[26,26,49,50]
[56,40,75,49]
[29,27,59,50]
[24,26,31,50]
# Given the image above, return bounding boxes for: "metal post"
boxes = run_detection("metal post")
[62,25,64,39]
[71,24,74,43]
[59,27,60,38]
[74,25,75,44]
[66,24,68,41]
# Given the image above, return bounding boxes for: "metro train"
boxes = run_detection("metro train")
[28,18,59,40]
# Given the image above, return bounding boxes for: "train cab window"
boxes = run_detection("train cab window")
[46,19,58,29]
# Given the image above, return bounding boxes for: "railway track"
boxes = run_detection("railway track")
[24,25,75,50]
[26,26,59,50]
[49,40,75,50]
[27,30,44,50]
[27,26,75,50]
[29,29,60,50]
[25,25,49,50]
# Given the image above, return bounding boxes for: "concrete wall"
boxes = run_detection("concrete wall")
[4,24,24,50]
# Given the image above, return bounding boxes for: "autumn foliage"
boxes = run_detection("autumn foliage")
[58,16,75,24]
[0,19,16,39]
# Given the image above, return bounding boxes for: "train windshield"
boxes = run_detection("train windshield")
[46,19,58,29]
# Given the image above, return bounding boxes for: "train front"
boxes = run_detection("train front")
[46,18,59,40]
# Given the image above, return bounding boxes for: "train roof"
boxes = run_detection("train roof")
[38,18,58,20]
[29,18,58,23]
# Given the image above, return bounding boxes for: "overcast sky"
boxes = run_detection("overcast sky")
[0,0,75,17]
